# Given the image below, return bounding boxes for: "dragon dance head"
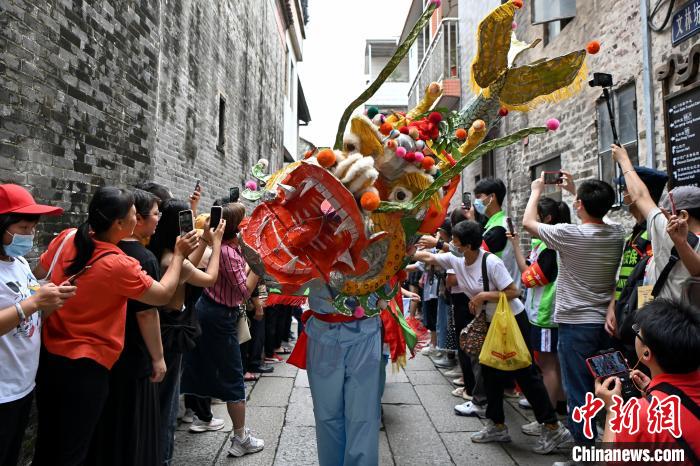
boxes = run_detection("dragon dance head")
[240,0,599,316]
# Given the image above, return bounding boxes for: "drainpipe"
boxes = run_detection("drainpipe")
[640,0,657,168]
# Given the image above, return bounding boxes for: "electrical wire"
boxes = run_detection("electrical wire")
[648,0,677,32]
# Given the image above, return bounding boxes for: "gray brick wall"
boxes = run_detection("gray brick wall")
[0,0,286,252]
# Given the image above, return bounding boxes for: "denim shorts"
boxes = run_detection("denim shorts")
[180,294,246,403]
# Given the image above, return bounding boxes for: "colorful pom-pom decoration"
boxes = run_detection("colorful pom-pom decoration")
[473,119,486,131]
[360,191,381,211]
[245,180,258,191]
[512,0,523,8]
[423,147,433,156]
[428,112,443,124]
[455,128,467,140]
[546,118,560,131]
[512,21,517,30]
[353,306,366,318]
[386,139,397,150]
[404,151,417,162]
[366,106,380,119]
[586,40,601,55]
[408,127,420,140]
[430,0,441,7]
[498,107,509,117]
[421,156,436,170]
[316,148,337,168]
[414,153,425,163]
[395,147,407,158]
[399,126,409,135]
[379,122,393,135]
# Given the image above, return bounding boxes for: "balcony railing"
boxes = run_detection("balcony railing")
[408,18,460,110]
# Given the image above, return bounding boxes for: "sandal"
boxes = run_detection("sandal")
[244,372,259,382]
[275,348,292,355]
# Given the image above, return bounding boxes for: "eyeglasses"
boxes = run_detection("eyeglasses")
[152,212,162,219]
[631,323,645,345]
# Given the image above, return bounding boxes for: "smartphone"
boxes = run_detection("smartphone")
[210,206,223,229]
[229,187,239,203]
[462,192,472,210]
[66,265,91,284]
[543,171,563,185]
[178,209,194,236]
[586,350,638,399]
[668,191,677,216]
[195,179,201,192]
[506,216,515,235]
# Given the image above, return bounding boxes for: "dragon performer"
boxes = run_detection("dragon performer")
[239,0,600,463]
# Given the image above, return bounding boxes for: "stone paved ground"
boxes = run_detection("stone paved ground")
[173,348,570,466]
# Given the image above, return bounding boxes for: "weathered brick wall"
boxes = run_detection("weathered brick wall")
[0,0,286,252]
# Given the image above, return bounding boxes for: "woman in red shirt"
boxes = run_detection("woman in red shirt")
[31,186,197,466]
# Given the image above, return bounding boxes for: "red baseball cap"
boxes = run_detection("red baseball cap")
[0,184,63,216]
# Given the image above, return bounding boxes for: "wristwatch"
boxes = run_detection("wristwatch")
[436,239,445,250]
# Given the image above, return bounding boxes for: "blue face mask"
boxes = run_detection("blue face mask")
[473,196,491,215]
[4,232,34,257]
[448,242,464,258]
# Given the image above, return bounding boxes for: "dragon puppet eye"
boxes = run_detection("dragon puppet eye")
[389,187,413,202]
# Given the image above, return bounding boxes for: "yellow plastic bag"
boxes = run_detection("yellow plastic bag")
[479,293,532,371]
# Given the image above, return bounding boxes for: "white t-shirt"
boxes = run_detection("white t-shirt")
[433,249,524,321]
[0,257,42,403]
[646,207,700,302]
[446,268,466,294]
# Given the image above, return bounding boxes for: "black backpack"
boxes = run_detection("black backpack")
[616,233,700,344]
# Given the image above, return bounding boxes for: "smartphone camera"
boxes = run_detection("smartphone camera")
[462,192,472,210]
[543,171,563,185]
[210,206,223,229]
[229,187,240,203]
[178,209,194,236]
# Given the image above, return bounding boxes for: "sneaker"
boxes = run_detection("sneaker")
[443,368,462,378]
[228,428,264,457]
[420,345,436,356]
[433,350,444,358]
[504,388,520,398]
[452,377,464,386]
[521,420,542,436]
[533,422,574,454]
[518,398,532,409]
[189,417,225,433]
[462,390,473,401]
[433,357,455,368]
[451,387,465,398]
[181,408,195,424]
[470,421,511,443]
[454,401,486,418]
[251,364,274,374]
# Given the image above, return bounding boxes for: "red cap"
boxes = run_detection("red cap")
[0,184,63,216]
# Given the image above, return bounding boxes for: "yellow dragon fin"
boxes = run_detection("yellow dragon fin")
[346,115,384,156]
[406,82,443,121]
[469,1,517,95]
[457,120,487,158]
[499,50,587,112]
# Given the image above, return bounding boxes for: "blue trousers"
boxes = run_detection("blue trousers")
[436,296,449,349]
[305,316,382,466]
[557,323,610,444]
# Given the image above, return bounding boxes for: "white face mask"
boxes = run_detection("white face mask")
[473,196,492,215]
[448,242,463,258]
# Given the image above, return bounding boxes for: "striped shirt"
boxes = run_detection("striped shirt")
[204,243,250,308]
[538,222,625,325]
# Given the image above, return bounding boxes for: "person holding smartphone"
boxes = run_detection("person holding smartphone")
[31,187,198,466]
[147,198,225,464]
[0,185,76,466]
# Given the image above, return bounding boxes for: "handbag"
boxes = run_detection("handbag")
[237,307,251,344]
[459,252,491,356]
[479,293,532,371]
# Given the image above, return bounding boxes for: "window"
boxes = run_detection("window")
[530,156,562,201]
[544,18,572,45]
[597,83,639,186]
[482,151,495,179]
[217,95,226,153]
[532,0,576,24]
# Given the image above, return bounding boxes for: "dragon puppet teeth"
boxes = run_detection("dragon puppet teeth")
[336,249,355,270]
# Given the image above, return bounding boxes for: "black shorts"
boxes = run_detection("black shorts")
[422,299,438,331]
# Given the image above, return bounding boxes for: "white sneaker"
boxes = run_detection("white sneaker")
[470,420,511,443]
[228,428,264,457]
[521,420,542,436]
[452,377,464,386]
[462,390,473,401]
[518,398,532,409]
[181,408,195,424]
[420,345,436,356]
[189,417,225,433]
[533,422,574,454]
[443,368,462,378]
[454,400,486,418]
[451,387,465,398]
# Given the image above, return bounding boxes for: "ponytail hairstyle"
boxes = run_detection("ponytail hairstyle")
[148,198,188,261]
[66,187,134,275]
[537,197,571,225]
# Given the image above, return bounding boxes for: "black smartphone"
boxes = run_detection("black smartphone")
[195,179,201,192]
[229,187,239,203]
[66,265,91,284]
[543,171,563,185]
[462,192,471,210]
[506,216,515,235]
[210,206,223,229]
[586,350,638,400]
[178,209,194,236]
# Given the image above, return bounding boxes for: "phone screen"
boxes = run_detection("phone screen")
[178,210,194,236]
[462,192,471,209]
[210,206,223,229]
[587,351,628,378]
[229,187,239,203]
[543,171,563,185]
[506,217,515,235]
[195,179,201,191]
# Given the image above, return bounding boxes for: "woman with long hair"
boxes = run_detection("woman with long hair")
[181,202,265,458]
[32,186,198,466]
[148,197,225,465]
[508,197,571,435]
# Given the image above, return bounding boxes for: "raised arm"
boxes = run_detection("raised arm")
[523,177,546,238]
[410,249,440,266]
[611,144,657,218]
